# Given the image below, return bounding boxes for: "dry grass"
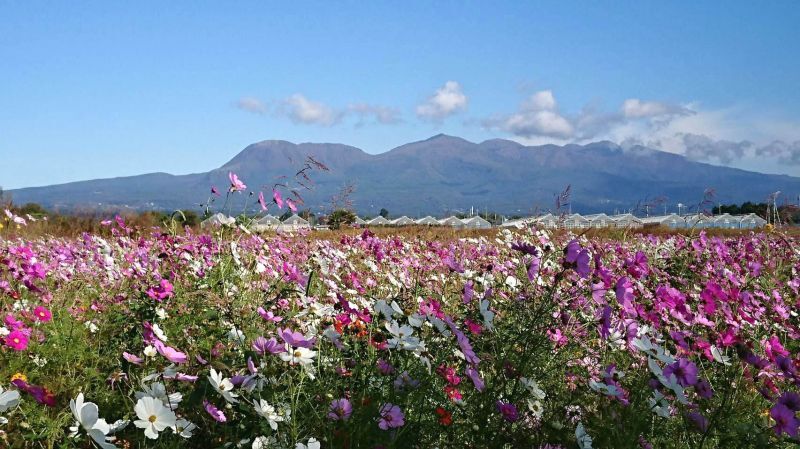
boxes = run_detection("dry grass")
[3,216,798,242]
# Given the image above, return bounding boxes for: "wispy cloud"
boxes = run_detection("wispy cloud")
[235,97,268,115]
[281,94,343,126]
[348,103,402,125]
[416,81,468,122]
[483,89,800,172]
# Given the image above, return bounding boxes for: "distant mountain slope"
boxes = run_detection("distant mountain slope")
[9,134,800,215]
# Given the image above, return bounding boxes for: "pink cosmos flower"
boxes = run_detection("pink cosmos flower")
[33,306,52,322]
[495,400,519,422]
[378,403,405,430]
[286,198,297,213]
[123,352,144,365]
[258,191,268,211]
[228,172,246,192]
[204,400,227,422]
[252,336,284,355]
[273,189,284,209]
[5,329,29,351]
[154,341,188,364]
[328,398,353,421]
[257,307,283,322]
[278,328,315,348]
[211,185,220,196]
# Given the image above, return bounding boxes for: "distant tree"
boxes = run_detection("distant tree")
[176,209,199,227]
[328,209,356,230]
[379,208,390,218]
[0,187,10,207]
[299,209,315,221]
[279,210,293,221]
[17,202,48,217]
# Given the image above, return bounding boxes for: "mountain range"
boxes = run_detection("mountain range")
[8,134,800,216]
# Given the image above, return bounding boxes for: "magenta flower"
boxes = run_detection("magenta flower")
[278,328,315,348]
[495,400,519,422]
[5,329,29,351]
[273,189,284,209]
[378,403,405,430]
[466,366,485,392]
[204,400,227,423]
[771,403,799,438]
[33,306,52,322]
[286,198,297,213]
[328,398,353,421]
[258,191,268,211]
[228,172,246,192]
[779,392,800,412]
[252,336,284,355]
[154,341,188,364]
[211,185,220,196]
[146,279,174,301]
[663,358,699,387]
[565,240,591,278]
[257,307,283,322]
[377,359,395,375]
[687,411,709,433]
[123,351,144,365]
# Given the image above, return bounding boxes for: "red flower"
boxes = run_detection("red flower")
[435,407,453,426]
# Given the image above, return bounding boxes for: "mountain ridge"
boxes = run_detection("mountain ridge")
[8,135,800,215]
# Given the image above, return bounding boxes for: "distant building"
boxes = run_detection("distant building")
[354,216,367,225]
[439,216,465,228]
[278,214,311,231]
[367,216,391,226]
[252,214,281,232]
[564,214,590,229]
[738,213,767,228]
[462,216,492,229]
[641,214,685,229]
[415,216,440,226]
[201,213,235,228]
[611,214,643,229]
[584,213,614,228]
[390,216,416,226]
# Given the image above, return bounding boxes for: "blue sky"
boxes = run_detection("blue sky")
[2,1,800,189]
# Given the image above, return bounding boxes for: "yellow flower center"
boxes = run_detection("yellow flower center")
[148,415,157,423]
[294,350,302,357]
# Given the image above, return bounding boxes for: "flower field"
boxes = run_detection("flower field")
[1,213,799,448]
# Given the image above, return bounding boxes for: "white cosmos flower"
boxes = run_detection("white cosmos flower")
[253,399,284,430]
[385,321,421,350]
[151,323,168,342]
[253,435,278,449]
[279,346,317,366]
[135,382,182,410]
[69,393,117,449]
[209,368,239,403]
[296,437,321,449]
[0,385,21,412]
[143,345,158,357]
[576,422,593,449]
[519,377,546,400]
[133,396,176,440]
[170,418,196,438]
[479,299,495,331]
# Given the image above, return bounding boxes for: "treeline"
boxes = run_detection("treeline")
[717,201,800,223]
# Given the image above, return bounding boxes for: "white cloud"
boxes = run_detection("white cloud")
[416,81,468,121]
[236,97,268,114]
[483,90,574,139]
[621,98,689,119]
[486,89,800,175]
[282,94,342,126]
